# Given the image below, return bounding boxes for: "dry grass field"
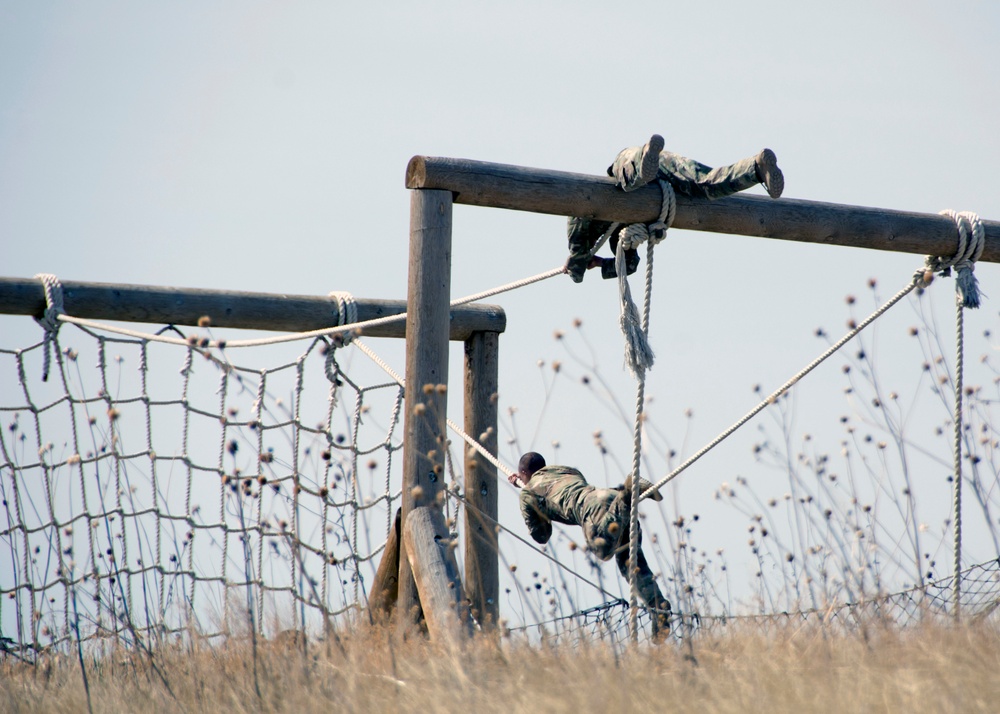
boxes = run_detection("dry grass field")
[2,620,999,714]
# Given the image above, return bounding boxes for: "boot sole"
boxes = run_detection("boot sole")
[638,134,664,187]
[758,148,784,199]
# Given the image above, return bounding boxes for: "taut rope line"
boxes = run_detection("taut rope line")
[639,278,921,501]
[40,266,567,350]
[639,210,986,524]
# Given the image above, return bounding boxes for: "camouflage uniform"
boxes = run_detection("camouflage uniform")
[519,465,672,635]
[566,148,763,283]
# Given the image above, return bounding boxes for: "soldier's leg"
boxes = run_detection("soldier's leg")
[607,134,665,192]
[615,519,672,640]
[659,149,783,200]
[633,546,672,639]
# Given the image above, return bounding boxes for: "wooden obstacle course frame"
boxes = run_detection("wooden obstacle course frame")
[398,153,999,635]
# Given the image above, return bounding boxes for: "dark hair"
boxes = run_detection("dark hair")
[518,452,546,477]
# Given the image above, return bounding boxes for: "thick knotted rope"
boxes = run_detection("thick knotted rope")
[616,179,676,378]
[34,273,65,382]
[917,209,985,617]
[616,179,675,643]
[329,291,358,346]
[914,210,985,308]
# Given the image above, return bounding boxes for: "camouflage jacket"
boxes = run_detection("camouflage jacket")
[519,465,626,561]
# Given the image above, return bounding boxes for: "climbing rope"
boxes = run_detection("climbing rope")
[615,179,676,378]
[929,209,985,618]
[600,179,677,643]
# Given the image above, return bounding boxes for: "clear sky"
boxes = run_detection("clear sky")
[2,2,999,622]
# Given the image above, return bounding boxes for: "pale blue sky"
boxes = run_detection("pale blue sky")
[2,2,999,618]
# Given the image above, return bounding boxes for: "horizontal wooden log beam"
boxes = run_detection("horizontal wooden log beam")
[0,277,506,340]
[406,156,1000,263]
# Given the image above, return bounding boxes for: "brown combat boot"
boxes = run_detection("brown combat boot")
[755,148,784,199]
[636,133,664,188]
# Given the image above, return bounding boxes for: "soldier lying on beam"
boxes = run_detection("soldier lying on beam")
[567,134,784,282]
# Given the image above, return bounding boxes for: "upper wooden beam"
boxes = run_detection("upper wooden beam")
[406,156,1000,263]
[0,277,506,341]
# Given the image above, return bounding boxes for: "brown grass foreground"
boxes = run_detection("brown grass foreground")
[2,622,999,714]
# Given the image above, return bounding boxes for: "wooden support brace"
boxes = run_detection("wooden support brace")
[406,156,1000,262]
[403,506,470,645]
[368,508,401,623]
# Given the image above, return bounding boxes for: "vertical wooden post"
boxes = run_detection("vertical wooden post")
[398,189,453,628]
[463,330,500,629]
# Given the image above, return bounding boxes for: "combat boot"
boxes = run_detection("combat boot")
[608,134,665,192]
[755,148,784,199]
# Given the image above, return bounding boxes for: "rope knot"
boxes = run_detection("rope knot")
[922,210,986,308]
[619,223,649,251]
[648,180,676,245]
[34,273,65,382]
[329,291,358,346]
[615,181,676,377]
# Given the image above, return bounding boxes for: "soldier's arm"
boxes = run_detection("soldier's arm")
[519,489,553,544]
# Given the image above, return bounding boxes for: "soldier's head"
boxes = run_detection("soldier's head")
[517,452,546,485]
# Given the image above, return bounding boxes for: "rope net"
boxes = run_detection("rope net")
[1,319,406,659]
[509,557,1000,647]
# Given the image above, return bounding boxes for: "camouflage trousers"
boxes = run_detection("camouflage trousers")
[565,148,761,283]
[589,491,672,637]
[610,147,760,198]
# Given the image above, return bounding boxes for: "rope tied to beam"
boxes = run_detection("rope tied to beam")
[329,291,359,346]
[33,273,65,382]
[322,293,358,416]
[917,208,985,617]
[914,210,985,308]
[616,179,676,378]
[615,179,675,643]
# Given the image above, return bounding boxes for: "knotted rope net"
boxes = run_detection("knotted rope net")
[1,294,407,659]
